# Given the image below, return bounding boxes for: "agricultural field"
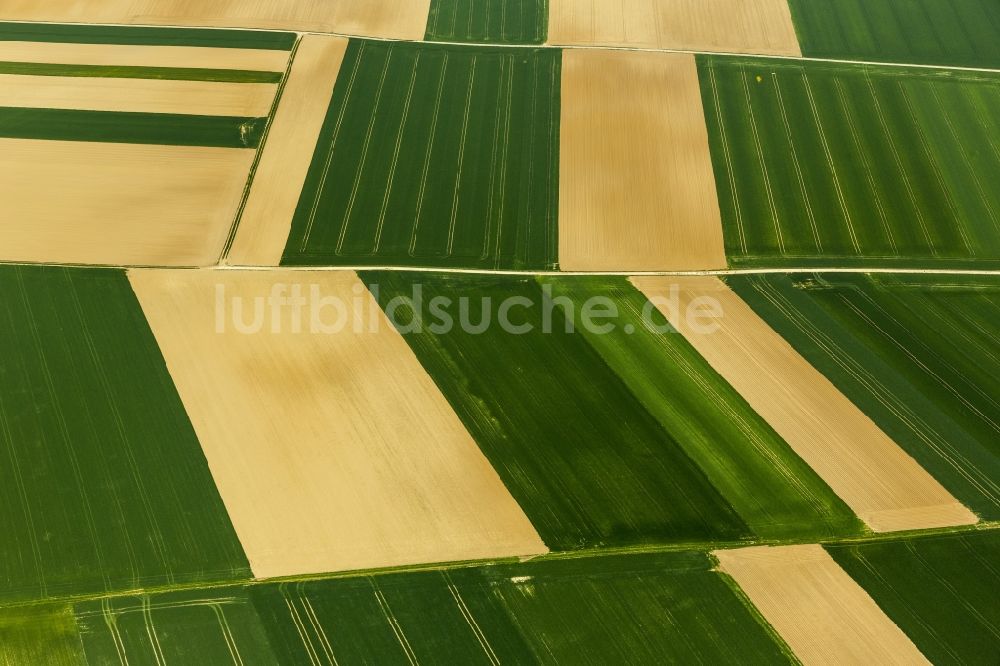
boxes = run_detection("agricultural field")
[0,265,249,603]
[700,56,1000,269]
[282,40,560,270]
[788,0,1000,69]
[826,530,1000,665]
[728,273,1000,523]
[425,0,548,44]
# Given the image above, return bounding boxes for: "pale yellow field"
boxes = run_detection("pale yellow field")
[2,0,431,40]
[715,545,929,665]
[548,0,802,56]
[128,269,547,579]
[227,35,348,266]
[0,138,253,266]
[0,41,289,71]
[631,276,979,532]
[558,50,725,271]
[0,74,275,116]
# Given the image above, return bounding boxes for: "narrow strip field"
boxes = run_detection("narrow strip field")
[128,269,545,579]
[0,266,249,603]
[827,530,1000,665]
[700,56,1000,269]
[425,0,548,44]
[788,0,1000,69]
[728,273,1000,522]
[283,40,560,271]
[558,49,725,271]
[0,41,290,71]
[632,276,978,533]
[716,544,928,664]
[228,35,350,266]
[547,0,800,56]
[0,21,296,50]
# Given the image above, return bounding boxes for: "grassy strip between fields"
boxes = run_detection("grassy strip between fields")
[0,20,295,50]
[0,107,266,147]
[0,60,282,82]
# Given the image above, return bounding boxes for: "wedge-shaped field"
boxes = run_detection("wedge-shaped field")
[0,1,431,40]
[559,49,725,271]
[252,551,794,663]
[283,40,560,270]
[827,530,1000,665]
[541,277,863,541]
[364,272,749,549]
[0,266,249,603]
[129,269,545,579]
[729,273,1000,522]
[425,0,547,44]
[716,544,928,664]
[0,604,84,665]
[548,0,800,56]
[788,0,1000,69]
[700,56,1000,269]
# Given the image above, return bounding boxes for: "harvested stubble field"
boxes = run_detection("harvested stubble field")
[426,0,548,44]
[728,273,1000,523]
[283,40,560,271]
[788,0,1000,69]
[700,56,1000,269]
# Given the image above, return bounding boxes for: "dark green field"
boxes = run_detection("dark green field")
[284,40,560,270]
[425,0,548,44]
[540,277,865,541]
[0,266,249,602]
[788,0,1000,69]
[0,20,295,50]
[827,530,1000,665]
[699,56,1000,269]
[364,272,749,550]
[728,273,1000,522]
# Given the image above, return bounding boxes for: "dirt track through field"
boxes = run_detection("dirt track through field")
[559,50,726,271]
[227,35,348,266]
[715,544,929,664]
[548,0,802,56]
[0,41,290,71]
[1,0,431,40]
[128,269,546,579]
[0,138,253,266]
[0,74,275,116]
[632,275,979,532]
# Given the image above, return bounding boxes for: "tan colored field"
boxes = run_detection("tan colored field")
[631,276,979,532]
[548,0,802,56]
[558,50,726,271]
[0,138,253,266]
[0,74,275,116]
[0,41,289,71]
[227,35,348,266]
[128,269,547,579]
[2,0,431,40]
[715,545,929,664]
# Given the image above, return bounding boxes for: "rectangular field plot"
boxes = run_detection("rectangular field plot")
[363,272,750,550]
[788,0,1000,69]
[541,277,863,541]
[0,604,85,665]
[826,530,1000,665]
[700,56,1000,269]
[0,266,249,603]
[283,40,560,270]
[252,551,795,664]
[425,0,548,44]
[728,273,1000,522]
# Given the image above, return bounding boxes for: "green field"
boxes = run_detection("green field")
[364,272,749,550]
[728,273,1000,521]
[0,605,84,665]
[827,530,1000,665]
[540,277,865,541]
[0,266,249,602]
[0,20,295,50]
[425,0,547,44]
[788,0,1000,69]
[284,40,560,270]
[699,56,1000,269]
[0,61,283,83]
